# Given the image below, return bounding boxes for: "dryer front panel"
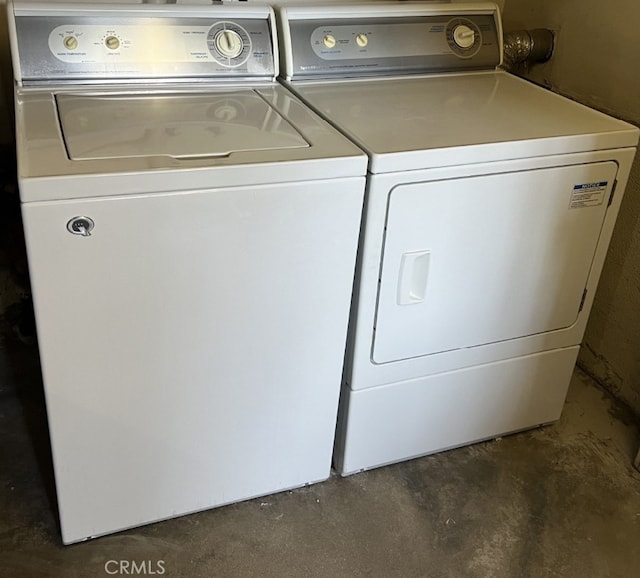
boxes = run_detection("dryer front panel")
[372,161,618,363]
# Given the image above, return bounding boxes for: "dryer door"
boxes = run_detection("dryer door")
[372,161,618,364]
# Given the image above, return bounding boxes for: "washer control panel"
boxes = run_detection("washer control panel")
[284,7,500,80]
[47,21,257,69]
[13,7,276,82]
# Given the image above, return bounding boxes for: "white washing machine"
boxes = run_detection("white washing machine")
[8,0,367,543]
[278,3,640,475]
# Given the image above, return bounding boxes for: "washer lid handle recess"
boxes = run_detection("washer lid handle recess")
[8,1,279,85]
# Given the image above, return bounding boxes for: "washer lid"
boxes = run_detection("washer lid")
[57,91,309,161]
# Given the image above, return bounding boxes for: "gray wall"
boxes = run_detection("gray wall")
[503,0,640,415]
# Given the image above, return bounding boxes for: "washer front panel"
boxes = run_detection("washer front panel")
[16,16,274,81]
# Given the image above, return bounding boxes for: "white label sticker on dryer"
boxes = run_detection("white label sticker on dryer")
[569,181,608,209]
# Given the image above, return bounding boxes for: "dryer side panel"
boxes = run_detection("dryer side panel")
[372,162,618,364]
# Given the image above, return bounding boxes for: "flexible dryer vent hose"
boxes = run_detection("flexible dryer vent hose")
[503,29,555,69]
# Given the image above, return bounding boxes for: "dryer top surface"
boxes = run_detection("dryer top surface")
[291,71,639,173]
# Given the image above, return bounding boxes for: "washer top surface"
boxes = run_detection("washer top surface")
[291,71,639,173]
[57,90,309,161]
[16,83,367,202]
[9,2,368,202]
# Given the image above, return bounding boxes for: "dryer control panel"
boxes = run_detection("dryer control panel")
[10,2,277,84]
[280,3,502,80]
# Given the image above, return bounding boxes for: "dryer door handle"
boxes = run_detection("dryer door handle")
[397,250,430,305]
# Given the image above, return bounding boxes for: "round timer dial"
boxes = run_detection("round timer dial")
[208,22,251,67]
[215,29,243,58]
[446,18,482,58]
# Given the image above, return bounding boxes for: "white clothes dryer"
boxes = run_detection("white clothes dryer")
[278,2,639,475]
[9,0,367,543]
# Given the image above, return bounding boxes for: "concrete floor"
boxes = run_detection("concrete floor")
[1,340,640,578]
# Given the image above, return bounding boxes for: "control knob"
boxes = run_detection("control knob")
[105,35,120,50]
[355,33,368,48]
[323,35,337,49]
[215,29,244,58]
[63,36,78,50]
[453,24,475,49]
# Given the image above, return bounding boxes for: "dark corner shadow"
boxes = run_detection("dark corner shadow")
[0,142,60,539]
